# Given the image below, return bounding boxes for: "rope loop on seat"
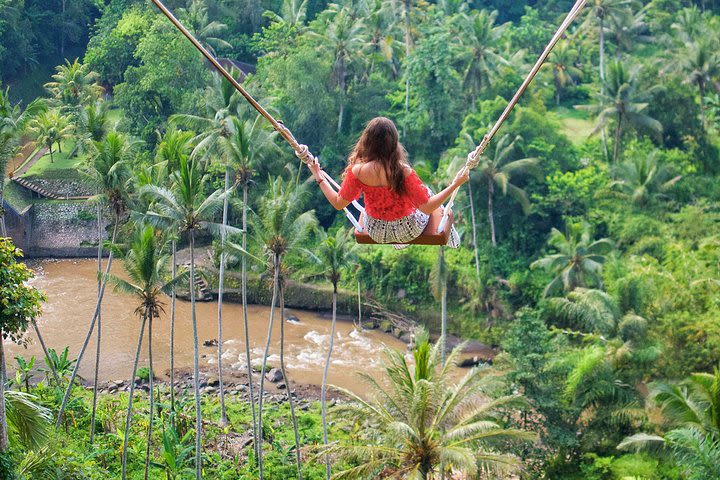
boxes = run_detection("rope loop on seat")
[294,144,315,165]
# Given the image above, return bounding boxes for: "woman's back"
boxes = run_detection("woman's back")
[339,161,430,221]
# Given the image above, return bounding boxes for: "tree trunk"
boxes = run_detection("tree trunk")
[216,167,230,426]
[170,240,176,428]
[613,115,623,163]
[322,285,338,480]
[121,309,147,480]
[144,312,155,480]
[60,0,66,58]
[56,219,118,428]
[599,16,609,161]
[488,179,496,247]
[279,283,302,480]
[0,189,6,237]
[356,279,362,330]
[90,200,102,444]
[241,185,258,463]
[49,145,54,163]
[31,319,61,387]
[0,331,8,453]
[190,230,202,480]
[467,181,480,281]
[439,247,447,363]
[699,81,707,126]
[257,256,281,480]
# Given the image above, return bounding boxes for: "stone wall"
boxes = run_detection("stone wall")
[4,199,108,257]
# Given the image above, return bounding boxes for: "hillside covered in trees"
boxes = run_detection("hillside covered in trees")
[1,0,720,479]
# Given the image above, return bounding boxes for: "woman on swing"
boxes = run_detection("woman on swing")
[308,116,468,248]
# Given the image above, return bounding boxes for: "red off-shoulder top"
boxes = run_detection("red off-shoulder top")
[338,169,430,221]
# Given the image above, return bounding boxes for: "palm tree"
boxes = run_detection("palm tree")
[251,176,316,480]
[142,156,231,480]
[44,58,103,113]
[308,5,364,132]
[0,88,45,236]
[215,116,279,429]
[27,109,74,163]
[475,134,541,246]
[531,221,614,297]
[544,42,583,105]
[583,60,662,162]
[668,40,720,126]
[457,9,511,108]
[313,227,358,479]
[324,335,535,479]
[56,132,134,430]
[76,100,110,156]
[110,224,176,480]
[357,0,403,79]
[619,365,720,479]
[429,246,450,362]
[179,0,232,56]
[607,5,651,52]
[610,152,681,207]
[151,128,195,424]
[264,0,309,28]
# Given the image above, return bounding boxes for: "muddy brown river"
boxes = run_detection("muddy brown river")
[7,259,410,394]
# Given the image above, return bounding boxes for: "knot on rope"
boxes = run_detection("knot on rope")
[466,150,480,169]
[294,144,315,165]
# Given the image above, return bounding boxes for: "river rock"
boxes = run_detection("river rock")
[203,339,218,347]
[286,314,300,323]
[207,376,220,387]
[265,368,283,383]
[276,382,287,390]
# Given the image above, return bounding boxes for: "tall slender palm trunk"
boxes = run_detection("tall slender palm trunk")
[403,0,412,138]
[144,313,155,480]
[599,16,609,160]
[241,186,258,461]
[121,310,148,479]
[467,181,480,280]
[488,179,496,247]
[90,201,102,444]
[439,247,447,363]
[257,256,280,480]
[0,330,8,452]
[356,279,362,330]
[698,82,707,126]
[321,285,338,480]
[31,319,61,387]
[190,231,202,480]
[170,240,177,428]
[216,168,230,426]
[279,285,302,480]
[613,115,623,163]
[56,219,118,428]
[0,188,7,237]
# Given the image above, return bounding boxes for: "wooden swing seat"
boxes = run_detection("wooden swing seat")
[354,209,454,246]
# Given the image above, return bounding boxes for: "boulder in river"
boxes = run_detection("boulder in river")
[286,314,300,323]
[265,368,283,383]
[203,339,218,347]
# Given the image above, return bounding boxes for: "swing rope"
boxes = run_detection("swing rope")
[150,0,587,237]
[437,0,587,233]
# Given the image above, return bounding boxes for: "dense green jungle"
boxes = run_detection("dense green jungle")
[1,0,720,478]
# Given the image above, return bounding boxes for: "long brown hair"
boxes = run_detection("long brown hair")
[346,117,409,194]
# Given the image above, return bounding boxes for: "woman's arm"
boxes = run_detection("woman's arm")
[308,162,352,210]
[417,169,470,214]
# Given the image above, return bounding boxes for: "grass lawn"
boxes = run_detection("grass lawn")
[555,107,595,145]
[3,179,36,211]
[22,138,84,180]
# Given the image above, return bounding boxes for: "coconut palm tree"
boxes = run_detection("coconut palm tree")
[313,227,358,479]
[76,100,110,156]
[151,128,195,425]
[357,0,403,79]
[544,42,583,105]
[264,0,309,28]
[44,58,103,113]
[56,132,134,430]
[109,224,177,480]
[430,246,449,362]
[0,88,45,236]
[179,0,232,56]
[583,60,662,162]
[215,116,279,429]
[668,39,720,126]
[27,109,74,163]
[251,176,316,480]
[324,335,535,479]
[457,9,511,108]
[619,365,720,479]
[610,152,681,207]
[142,156,232,480]
[474,134,541,246]
[531,221,614,297]
[308,5,365,133]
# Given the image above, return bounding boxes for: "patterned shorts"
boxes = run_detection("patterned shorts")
[364,209,461,249]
